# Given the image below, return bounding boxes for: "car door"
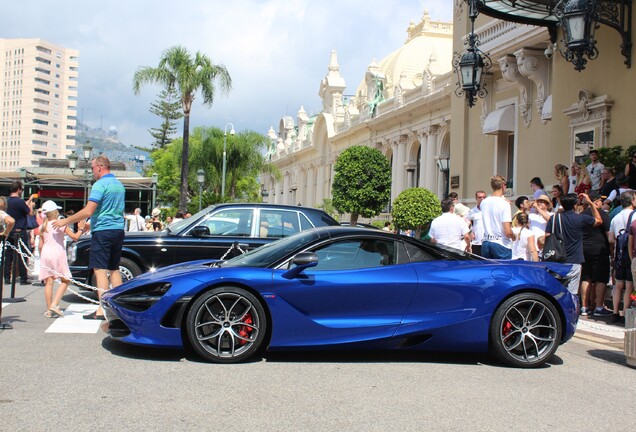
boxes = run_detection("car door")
[396,242,492,342]
[269,237,418,347]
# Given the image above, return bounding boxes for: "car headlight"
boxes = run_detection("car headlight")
[112,283,172,312]
[67,243,77,264]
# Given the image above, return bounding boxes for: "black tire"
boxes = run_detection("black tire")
[185,286,267,363]
[490,292,562,368]
[118,257,142,281]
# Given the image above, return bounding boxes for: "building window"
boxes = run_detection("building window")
[35,56,51,65]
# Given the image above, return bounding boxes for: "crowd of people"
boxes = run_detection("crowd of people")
[427,149,636,326]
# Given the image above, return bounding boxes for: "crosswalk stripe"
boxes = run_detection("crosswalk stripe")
[45,303,101,334]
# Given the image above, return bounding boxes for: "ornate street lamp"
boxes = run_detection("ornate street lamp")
[221,123,236,199]
[260,184,269,203]
[197,168,205,211]
[453,0,492,107]
[556,0,599,70]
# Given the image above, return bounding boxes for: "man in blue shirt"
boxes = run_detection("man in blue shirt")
[54,155,125,320]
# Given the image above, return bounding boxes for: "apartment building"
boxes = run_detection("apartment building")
[0,38,79,171]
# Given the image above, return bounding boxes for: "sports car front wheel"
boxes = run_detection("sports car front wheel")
[490,292,562,368]
[185,287,267,363]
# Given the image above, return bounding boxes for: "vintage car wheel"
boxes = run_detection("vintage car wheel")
[119,257,142,281]
[490,292,562,368]
[186,287,267,363]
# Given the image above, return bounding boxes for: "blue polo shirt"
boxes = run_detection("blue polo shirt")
[88,173,125,232]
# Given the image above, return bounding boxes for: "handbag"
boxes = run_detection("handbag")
[25,214,39,230]
[543,214,566,262]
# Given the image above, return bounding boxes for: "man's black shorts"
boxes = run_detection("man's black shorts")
[581,254,610,283]
[89,229,125,271]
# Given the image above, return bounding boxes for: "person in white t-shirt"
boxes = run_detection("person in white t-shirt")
[512,213,538,261]
[125,208,146,232]
[466,190,487,256]
[480,175,515,259]
[528,194,552,247]
[587,149,604,192]
[0,196,16,238]
[428,198,470,251]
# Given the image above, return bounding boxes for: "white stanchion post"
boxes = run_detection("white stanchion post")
[625,309,636,368]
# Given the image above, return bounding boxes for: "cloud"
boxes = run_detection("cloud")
[1,0,453,148]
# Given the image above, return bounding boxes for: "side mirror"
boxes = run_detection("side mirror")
[190,226,210,237]
[282,252,318,279]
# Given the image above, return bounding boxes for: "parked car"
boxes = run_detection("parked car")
[101,226,578,368]
[68,203,339,285]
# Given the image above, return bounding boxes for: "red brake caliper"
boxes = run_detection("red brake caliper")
[238,313,253,345]
[502,320,513,337]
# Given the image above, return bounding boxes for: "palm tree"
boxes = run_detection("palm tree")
[133,46,232,211]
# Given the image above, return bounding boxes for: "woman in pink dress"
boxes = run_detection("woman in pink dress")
[38,200,85,317]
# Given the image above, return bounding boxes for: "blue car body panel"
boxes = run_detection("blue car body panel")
[101,227,578,356]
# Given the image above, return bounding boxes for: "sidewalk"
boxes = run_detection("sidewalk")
[575,314,627,350]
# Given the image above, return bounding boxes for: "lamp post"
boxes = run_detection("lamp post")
[151,172,158,211]
[436,156,450,198]
[67,140,94,204]
[260,184,269,203]
[221,123,235,200]
[197,169,205,211]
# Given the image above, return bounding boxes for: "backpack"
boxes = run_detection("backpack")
[615,210,636,269]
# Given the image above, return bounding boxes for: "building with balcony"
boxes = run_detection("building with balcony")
[0,38,79,171]
[264,2,635,214]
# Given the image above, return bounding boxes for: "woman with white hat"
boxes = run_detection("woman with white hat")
[38,200,86,317]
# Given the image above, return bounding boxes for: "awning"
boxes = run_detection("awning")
[482,105,515,135]
[541,94,552,121]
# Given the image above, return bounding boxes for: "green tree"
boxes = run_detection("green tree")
[391,188,441,238]
[148,86,183,149]
[133,45,232,212]
[148,126,277,209]
[332,146,391,226]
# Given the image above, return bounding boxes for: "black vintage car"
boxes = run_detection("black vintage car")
[68,203,339,285]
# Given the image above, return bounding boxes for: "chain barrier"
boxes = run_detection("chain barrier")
[219,242,246,261]
[577,317,636,334]
[8,239,102,304]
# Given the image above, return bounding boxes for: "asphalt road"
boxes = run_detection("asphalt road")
[1,282,635,431]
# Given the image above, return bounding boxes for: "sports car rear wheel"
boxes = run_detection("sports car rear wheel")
[186,287,267,363]
[490,292,562,368]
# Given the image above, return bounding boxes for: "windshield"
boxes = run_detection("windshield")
[221,229,322,268]
[167,205,217,233]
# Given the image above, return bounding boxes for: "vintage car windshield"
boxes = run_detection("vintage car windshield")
[221,229,322,268]
[166,206,216,233]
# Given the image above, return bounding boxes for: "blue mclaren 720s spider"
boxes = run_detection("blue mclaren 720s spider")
[101,226,578,368]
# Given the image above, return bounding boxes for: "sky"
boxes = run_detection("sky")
[2,0,453,148]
